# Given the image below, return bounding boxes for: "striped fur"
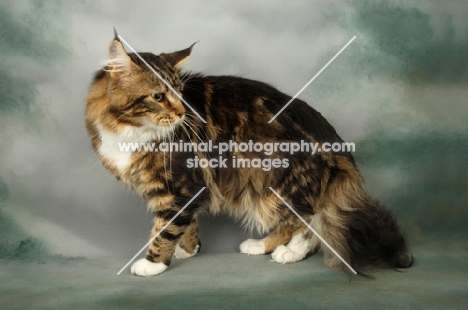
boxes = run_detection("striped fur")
[85,35,413,276]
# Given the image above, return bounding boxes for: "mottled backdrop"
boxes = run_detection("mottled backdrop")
[0,0,466,261]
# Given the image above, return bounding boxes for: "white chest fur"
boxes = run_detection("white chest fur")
[96,123,172,173]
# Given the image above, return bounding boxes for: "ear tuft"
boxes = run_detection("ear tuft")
[161,41,198,69]
[113,27,120,41]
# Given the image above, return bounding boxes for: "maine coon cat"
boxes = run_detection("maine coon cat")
[85,32,413,277]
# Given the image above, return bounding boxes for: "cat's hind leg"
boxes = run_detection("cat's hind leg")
[174,219,201,259]
[271,229,315,264]
[240,223,295,255]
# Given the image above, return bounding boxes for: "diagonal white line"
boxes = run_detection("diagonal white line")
[268,187,357,275]
[117,35,207,124]
[117,187,206,275]
[268,36,356,123]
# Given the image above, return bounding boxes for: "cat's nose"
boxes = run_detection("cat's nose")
[174,107,185,118]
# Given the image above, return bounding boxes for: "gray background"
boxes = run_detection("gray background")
[1,1,468,308]
[1,0,467,260]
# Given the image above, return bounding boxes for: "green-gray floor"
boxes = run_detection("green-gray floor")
[1,242,467,309]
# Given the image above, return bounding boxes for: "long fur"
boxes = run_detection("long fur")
[85,36,413,276]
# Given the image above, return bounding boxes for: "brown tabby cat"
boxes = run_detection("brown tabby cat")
[86,32,413,277]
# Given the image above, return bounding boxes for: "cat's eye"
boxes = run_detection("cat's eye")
[151,93,165,101]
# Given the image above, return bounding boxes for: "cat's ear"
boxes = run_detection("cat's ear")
[106,39,133,82]
[161,42,198,69]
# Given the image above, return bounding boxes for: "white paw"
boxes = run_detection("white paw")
[271,245,297,264]
[130,258,168,277]
[239,239,266,255]
[271,245,306,264]
[174,243,200,259]
[271,233,310,264]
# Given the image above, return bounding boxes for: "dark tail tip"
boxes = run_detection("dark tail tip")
[395,253,414,268]
[356,270,374,279]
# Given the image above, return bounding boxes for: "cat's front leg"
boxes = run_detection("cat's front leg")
[174,219,201,259]
[131,202,195,277]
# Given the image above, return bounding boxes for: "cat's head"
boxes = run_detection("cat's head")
[96,35,195,133]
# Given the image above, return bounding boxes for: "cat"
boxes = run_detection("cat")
[85,31,413,277]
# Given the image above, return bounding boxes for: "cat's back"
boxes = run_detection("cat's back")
[183,74,345,146]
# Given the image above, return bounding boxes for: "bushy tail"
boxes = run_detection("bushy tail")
[314,192,413,274]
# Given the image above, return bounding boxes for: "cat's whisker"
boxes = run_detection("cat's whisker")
[161,134,171,193]
[180,122,196,146]
[183,120,212,162]
[181,122,204,158]
[168,121,175,191]
[184,116,209,143]
[183,121,202,143]
[186,113,204,131]
[183,120,209,154]
[181,124,191,142]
